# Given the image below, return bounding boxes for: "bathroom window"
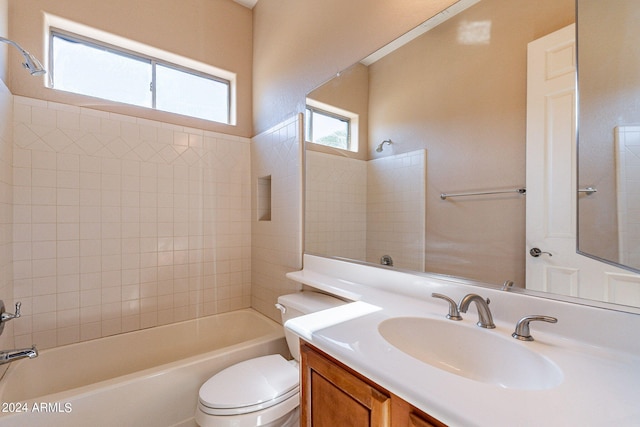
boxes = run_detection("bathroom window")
[50,30,231,124]
[305,106,352,151]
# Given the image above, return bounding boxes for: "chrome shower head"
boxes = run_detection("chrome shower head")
[376,139,393,152]
[0,36,46,76]
[22,52,46,76]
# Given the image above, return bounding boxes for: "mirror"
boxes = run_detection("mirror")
[304,0,640,312]
[577,0,640,273]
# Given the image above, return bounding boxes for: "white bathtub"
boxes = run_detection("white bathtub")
[0,309,288,427]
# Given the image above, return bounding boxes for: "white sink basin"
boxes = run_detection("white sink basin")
[378,317,563,390]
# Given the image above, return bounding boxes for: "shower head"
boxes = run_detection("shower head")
[0,36,46,76]
[22,52,46,76]
[376,139,393,152]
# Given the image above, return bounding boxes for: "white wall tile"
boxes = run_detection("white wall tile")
[13,97,251,349]
[250,115,303,321]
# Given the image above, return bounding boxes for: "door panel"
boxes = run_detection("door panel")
[526,24,640,303]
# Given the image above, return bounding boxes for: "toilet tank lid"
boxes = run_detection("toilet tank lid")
[277,291,345,314]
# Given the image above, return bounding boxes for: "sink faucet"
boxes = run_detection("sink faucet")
[0,345,37,365]
[458,294,495,329]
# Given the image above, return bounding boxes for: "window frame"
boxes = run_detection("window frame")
[49,28,232,124]
[305,105,352,150]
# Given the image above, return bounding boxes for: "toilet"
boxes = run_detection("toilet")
[195,291,345,427]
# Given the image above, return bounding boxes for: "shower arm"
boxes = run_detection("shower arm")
[0,36,46,76]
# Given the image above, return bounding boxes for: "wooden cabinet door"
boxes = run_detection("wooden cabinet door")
[391,392,447,427]
[301,343,391,427]
[408,412,440,427]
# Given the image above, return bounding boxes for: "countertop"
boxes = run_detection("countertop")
[285,255,640,426]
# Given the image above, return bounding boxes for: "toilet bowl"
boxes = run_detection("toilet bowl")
[195,291,345,427]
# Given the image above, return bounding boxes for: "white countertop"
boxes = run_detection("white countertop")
[285,255,640,427]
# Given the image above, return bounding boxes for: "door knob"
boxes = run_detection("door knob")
[529,248,552,257]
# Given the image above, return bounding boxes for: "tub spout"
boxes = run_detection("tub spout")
[0,345,38,365]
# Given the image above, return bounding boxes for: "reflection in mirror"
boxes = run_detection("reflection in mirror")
[577,0,640,274]
[304,0,640,312]
[306,149,426,271]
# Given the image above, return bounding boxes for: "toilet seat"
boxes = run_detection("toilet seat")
[198,354,299,416]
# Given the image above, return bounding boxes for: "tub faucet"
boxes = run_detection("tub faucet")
[0,345,38,365]
[458,294,495,329]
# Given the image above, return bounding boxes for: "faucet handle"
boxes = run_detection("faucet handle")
[1,302,21,322]
[501,280,514,291]
[431,293,462,320]
[512,315,557,341]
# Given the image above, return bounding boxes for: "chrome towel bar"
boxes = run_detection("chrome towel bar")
[440,186,597,200]
[440,187,526,200]
[578,187,597,195]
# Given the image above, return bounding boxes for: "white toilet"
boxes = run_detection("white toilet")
[195,291,345,427]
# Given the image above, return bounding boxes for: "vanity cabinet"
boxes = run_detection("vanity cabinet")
[300,342,446,427]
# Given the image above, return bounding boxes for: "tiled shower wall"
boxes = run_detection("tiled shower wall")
[616,126,640,267]
[0,82,14,369]
[305,150,367,260]
[251,115,303,322]
[305,149,426,272]
[12,96,251,349]
[367,150,426,271]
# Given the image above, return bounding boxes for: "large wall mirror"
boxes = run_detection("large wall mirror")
[577,0,640,274]
[303,0,640,312]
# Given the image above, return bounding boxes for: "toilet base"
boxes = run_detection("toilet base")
[264,406,299,427]
[195,394,299,427]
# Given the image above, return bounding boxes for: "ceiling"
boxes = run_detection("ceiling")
[233,0,258,9]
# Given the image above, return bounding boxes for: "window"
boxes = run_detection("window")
[305,106,352,151]
[50,30,231,124]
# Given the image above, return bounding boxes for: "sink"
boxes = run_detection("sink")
[378,317,563,390]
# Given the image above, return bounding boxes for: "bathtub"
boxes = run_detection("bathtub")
[0,309,288,427]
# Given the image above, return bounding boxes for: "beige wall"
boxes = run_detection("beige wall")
[8,0,253,137]
[252,0,458,135]
[366,0,574,286]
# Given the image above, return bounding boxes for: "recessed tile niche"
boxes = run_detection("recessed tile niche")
[257,175,272,221]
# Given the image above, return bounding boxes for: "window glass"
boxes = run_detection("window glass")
[155,64,229,123]
[306,107,350,150]
[50,31,232,124]
[52,34,152,108]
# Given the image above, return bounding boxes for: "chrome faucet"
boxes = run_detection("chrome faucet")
[0,345,37,365]
[458,294,495,328]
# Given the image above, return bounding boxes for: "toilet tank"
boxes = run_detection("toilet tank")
[277,291,345,361]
